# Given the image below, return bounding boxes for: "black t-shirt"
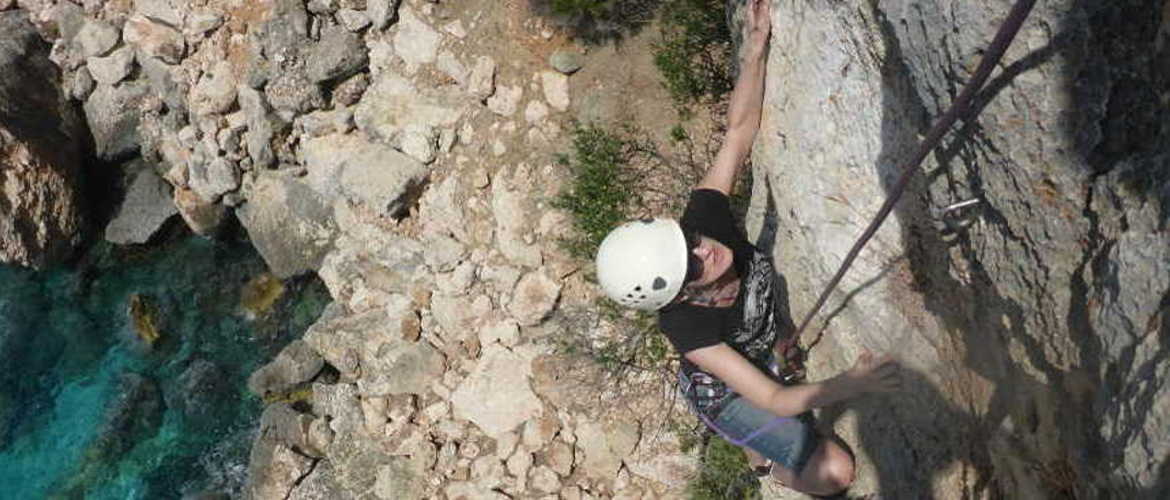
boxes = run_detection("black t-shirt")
[658,189,756,354]
[658,189,788,416]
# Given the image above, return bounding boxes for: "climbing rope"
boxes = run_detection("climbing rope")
[777,0,1038,372]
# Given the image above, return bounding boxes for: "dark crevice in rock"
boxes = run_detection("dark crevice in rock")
[283,456,321,500]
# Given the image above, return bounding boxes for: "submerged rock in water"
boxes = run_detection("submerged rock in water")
[54,372,166,496]
[239,272,286,320]
[0,10,87,269]
[128,293,163,347]
[172,359,231,430]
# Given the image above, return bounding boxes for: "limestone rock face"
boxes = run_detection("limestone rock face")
[0,10,86,269]
[750,1,1170,496]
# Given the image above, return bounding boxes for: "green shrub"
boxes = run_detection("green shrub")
[550,0,613,17]
[552,124,658,259]
[687,437,762,500]
[653,0,734,111]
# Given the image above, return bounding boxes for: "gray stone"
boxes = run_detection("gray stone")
[486,84,520,116]
[68,67,96,101]
[174,187,226,236]
[507,271,561,326]
[51,1,86,42]
[188,156,240,202]
[185,10,223,36]
[135,0,184,27]
[123,14,185,64]
[84,81,150,160]
[171,359,230,429]
[0,10,87,269]
[138,54,187,111]
[491,174,542,267]
[247,404,319,499]
[236,173,337,278]
[450,345,543,436]
[301,133,430,216]
[248,340,325,397]
[312,382,363,435]
[392,7,439,66]
[332,73,369,106]
[356,337,445,397]
[353,69,467,143]
[336,9,370,32]
[540,71,569,111]
[436,51,468,85]
[307,0,337,15]
[265,71,324,117]
[105,165,177,244]
[400,124,437,164]
[238,86,279,168]
[549,50,583,75]
[86,46,135,85]
[190,60,238,116]
[306,26,368,83]
[75,19,120,58]
[366,0,399,30]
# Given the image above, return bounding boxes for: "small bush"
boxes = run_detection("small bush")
[653,0,734,112]
[552,124,660,259]
[687,437,762,500]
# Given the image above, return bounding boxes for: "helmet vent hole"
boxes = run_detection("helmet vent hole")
[652,277,667,290]
[634,286,641,292]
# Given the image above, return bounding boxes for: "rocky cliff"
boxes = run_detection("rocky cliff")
[748,0,1169,497]
[0,9,86,269]
[4,0,1167,497]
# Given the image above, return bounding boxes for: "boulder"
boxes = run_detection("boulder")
[248,340,325,398]
[450,345,543,436]
[88,373,165,462]
[134,0,185,27]
[354,69,467,144]
[468,55,496,101]
[86,46,135,85]
[122,14,185,63]
[265,71,324,117]
[300,133,430,217]
[336,9,370,32]
[173,186,226,236]
[0,10,87,269]
[75,19,119,58]
[507,271,561,326]
[189,60,237,116]
[104,163,177,244]
[366,0,399,30]
[235,173,337,279]
[171,359,230,429]
[84,81,150,160]
[392,6,439,66]
[540,71,569,111]
[549,50,583,75]
[247,403,318,500]
[306,26,368,83]
[187,155,239,202]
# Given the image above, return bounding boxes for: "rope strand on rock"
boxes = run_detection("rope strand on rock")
[786,0,1039,351]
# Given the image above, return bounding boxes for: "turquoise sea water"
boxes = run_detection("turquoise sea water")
[0,235,329,498]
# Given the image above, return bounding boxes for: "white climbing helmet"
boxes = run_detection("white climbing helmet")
[595,218,689,311]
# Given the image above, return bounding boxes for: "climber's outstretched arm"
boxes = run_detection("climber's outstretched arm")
[698,0,771,196]
[685,343,902,417]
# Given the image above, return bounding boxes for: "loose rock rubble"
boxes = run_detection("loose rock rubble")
[5,0,700,496]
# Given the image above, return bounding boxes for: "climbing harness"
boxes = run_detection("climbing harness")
[786,0,1039,364]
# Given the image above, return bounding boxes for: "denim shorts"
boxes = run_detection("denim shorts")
[705,396,818,473]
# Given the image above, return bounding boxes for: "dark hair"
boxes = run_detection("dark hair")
[684,231,703,283]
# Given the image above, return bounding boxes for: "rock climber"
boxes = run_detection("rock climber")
[593,0,901,495]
